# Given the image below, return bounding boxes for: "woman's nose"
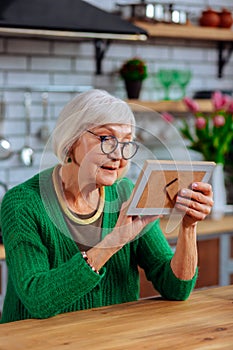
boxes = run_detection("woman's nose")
[109,144,122,159]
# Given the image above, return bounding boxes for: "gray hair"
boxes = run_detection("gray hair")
[52,89,136,163]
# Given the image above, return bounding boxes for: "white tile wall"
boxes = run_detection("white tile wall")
[30,57,72,71]
[7,72,51,87]
[0,56,27,70]
[7,39,50,54]
[0,0,232,191]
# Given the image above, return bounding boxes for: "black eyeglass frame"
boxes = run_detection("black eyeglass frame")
[87,130,139,160]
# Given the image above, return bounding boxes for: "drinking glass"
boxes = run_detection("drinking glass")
[173,69,192,98]
[156,69,175,100]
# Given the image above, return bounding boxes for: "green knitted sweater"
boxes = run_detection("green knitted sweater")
[0,167,197,323]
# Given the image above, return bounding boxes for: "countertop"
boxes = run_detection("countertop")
[0,285,232,349]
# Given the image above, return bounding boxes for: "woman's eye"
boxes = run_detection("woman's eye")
[101,135,112,141]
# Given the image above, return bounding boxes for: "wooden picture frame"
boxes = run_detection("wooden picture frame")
[127,160,216,215]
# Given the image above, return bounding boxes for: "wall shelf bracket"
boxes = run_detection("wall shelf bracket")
[218,41,233,78]
[94,38,111,75]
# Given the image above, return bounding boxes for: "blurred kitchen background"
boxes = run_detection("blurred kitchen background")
[0,0,232,201]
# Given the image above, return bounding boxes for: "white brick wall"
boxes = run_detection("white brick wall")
[0,0,232,193]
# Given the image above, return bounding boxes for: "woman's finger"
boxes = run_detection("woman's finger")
[191,182,213,196]
[177,190,214,209]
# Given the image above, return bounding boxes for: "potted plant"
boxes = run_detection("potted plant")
[180,92,233,165]
[119,57,148,99]
[162,91,233,219]
[181,92,233,219]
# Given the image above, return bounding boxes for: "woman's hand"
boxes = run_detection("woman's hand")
[109,199,160,248]
[175,182,214,228]
[86,198,160,271]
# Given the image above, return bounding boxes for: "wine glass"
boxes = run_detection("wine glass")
[156,69,175,100]
[173,69,192,98]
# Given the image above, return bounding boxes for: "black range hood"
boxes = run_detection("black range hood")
[0,0,147,41]
[0,0,148,74]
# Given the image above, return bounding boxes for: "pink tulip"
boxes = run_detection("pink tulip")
[213,115,225,127]
[183,97,200,113]
[195,117,206,129]
[227,100,233,113]
[161,112,174,123]
[212,91,230,110]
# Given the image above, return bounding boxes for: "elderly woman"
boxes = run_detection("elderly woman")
[0,89,213,323]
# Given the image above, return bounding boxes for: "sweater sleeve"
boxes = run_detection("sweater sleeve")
[136,220,197,300]
[1,187,105,319]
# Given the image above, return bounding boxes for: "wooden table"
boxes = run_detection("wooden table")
[0,286,232,349]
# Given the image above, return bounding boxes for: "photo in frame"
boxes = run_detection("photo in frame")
[127,160,216,216]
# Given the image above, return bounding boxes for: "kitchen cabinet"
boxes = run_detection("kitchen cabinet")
[133,21,233,78]
[139,215,233,298]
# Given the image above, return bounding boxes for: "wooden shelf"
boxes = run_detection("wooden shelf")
[126,99,212,113]
[133,21,233,42]
[133,22,233,78]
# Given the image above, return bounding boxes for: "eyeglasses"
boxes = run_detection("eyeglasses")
[87,130,139,160]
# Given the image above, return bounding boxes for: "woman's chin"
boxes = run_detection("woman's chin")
[97,169,118,186]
